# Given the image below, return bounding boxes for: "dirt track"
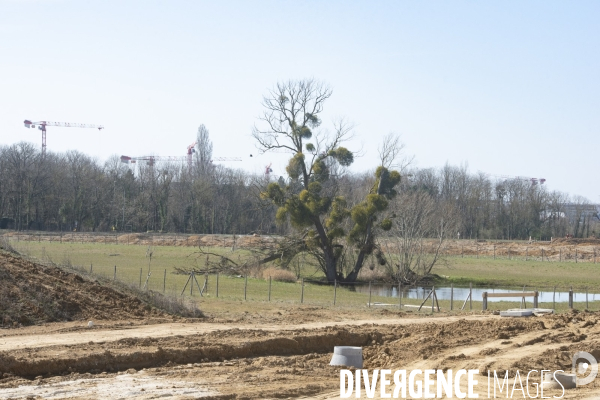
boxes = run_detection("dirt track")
[1,312,599,399]
[1,250,600,399]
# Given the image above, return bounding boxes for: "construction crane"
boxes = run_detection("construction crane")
[120,155,242,167]
[490,174,546,185]
[186,141,197,169]
[24,120,104,156]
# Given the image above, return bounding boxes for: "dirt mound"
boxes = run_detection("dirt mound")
[551,237,600,246]
[0,252,167,326]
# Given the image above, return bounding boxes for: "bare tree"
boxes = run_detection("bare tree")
[381,191,456,284]
[195,124,213,174]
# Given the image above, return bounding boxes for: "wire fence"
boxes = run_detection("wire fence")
[4,234,600,313]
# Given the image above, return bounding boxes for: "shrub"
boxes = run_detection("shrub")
[262,267,297,282]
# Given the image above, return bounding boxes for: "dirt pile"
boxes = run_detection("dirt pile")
[429,238,600,261]
[0,252,167,326]
[3,232,281,250]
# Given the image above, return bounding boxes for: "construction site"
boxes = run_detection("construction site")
[0,231,599,399]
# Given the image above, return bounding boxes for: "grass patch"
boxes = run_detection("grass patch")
[7,240,600,314]
[433,256,600,289]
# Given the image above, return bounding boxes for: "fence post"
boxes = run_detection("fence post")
[469,282,473,310]
[575,248,578,263]
[534,291,538,308]
[368,281,372,308]
[450,283,454,311]
[569,287,573,309]
[482,292,487,311]
[216,273,219,298]
[553,286,556,310]
[139,268,142,288]
[493,245,496,260]
[586,287,588,309]
[301,278,305,304]
[431,286,435,313]
[542,249,544,261]
[333,279,337,305]
[90,263,93,274]
[162,269,166,293]
[461,245,464,258]
[244,274,248,300]
[114,265,116,281]
[399,285,402,309]
[268,276,271,301]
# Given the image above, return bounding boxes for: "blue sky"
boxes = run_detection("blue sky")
[1,1,598,201]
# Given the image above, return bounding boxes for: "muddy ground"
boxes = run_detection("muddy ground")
[0,312,599,399]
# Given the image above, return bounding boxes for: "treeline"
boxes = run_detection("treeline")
[0,141,597,239]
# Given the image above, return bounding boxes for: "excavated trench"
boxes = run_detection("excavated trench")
[0,329,370,378]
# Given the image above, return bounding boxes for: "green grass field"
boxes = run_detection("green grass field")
[7,239,600,313]
[433,256,600,288]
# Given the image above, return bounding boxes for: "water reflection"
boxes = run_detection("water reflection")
[355,284,596,303]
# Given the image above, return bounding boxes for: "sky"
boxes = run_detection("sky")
[0,1,598,201]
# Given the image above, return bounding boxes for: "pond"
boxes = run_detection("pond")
[353,284,598,303]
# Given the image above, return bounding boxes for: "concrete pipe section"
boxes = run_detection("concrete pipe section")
[541,371,577,390]
[330,346,363,369]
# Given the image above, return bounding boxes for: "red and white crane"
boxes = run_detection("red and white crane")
[24,120,104,156]
[186,141,197,168]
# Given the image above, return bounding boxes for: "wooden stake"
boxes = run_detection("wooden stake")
[181,273,192,296]
[301,278,305,304]
[163,269,166,293]
[418,289,434,311]
[399,285,402,309]
[268,276,271,301]
[450,283,454,311]
[333,279,337,305]
[469,282,473,310]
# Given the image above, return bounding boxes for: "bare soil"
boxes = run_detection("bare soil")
[1,251,600,399]
[437,237,600,261]
[0,252,172,326]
